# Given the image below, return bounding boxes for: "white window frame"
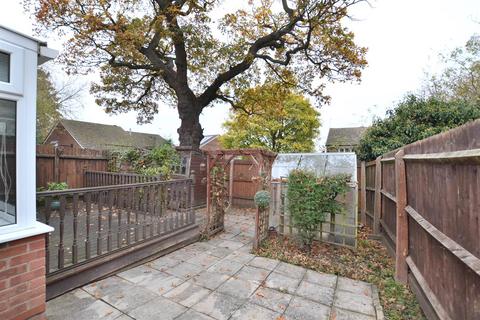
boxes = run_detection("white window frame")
[0,40,24,96]
[0,33,52,243]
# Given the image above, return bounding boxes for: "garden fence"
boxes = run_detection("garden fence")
[359,119,480,320]
[84,170,163,187]
[37,145,109,189]
[37,178,198,299]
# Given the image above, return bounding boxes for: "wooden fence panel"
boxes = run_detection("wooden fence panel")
[361,119,480,320]
[36,145,109,189]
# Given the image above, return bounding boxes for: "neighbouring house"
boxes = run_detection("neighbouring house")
[43,119,167,151]
[200,134,221,152]
[0,25,57,320]
[325,126,368,152]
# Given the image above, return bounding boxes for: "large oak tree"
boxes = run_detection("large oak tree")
[30,0,367,149]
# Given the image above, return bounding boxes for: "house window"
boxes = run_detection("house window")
[0,28,56,243]
[0,51,9,82]
[0,99,16,227]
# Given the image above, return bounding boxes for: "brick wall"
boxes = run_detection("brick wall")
[0,235,46,320]
[44,123,80,148]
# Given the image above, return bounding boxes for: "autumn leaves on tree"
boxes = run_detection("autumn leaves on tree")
[221,81,320,153]
[30,0,367,149]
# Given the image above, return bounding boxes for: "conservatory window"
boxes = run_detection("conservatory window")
[0,51,9,82]
[0,99,16,227]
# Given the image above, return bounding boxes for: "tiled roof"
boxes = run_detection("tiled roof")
[325,127,368,147]
[58,119,167,150]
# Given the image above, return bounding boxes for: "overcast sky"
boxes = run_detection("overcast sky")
[1,0,479,147]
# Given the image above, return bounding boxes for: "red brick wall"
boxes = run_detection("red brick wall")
[0,235,46,320]
[44,123,81,148]
[200,136,221,152]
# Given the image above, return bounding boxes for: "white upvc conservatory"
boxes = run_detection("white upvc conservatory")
[0,25,57,243]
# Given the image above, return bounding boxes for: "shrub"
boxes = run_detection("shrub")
[287,170,350,252]
[357,95,480,161]
[46,182,69,191]
[254,190,271,209]
[112,142,180,178]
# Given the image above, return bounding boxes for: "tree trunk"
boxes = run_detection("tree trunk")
[177,99,204,150]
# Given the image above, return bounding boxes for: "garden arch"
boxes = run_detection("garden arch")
[204,149,276,240]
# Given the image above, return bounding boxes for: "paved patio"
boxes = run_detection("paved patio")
[46,210,383,320]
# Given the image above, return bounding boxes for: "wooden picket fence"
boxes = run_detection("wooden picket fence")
[359,119,480,320]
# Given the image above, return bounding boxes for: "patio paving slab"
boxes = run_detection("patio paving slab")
[46,289,122,320]
[216,239,245,250]
[208,246,233,258]
[127,296,186,320]
[264,271,302,294]
[191,271,230,290]
[304,269,338,288]
[164,261,204,279]
[274,261,307,279]
[337,277,373,296]
[162,281,211,307]
[334,290,376,316]
[137,273,185,295]
[113,315,134,320]
[216,277,260,299]
[207,258,244,276]
[296,280,335,305]
[248,256,279,270]
[47,212,383,320]
[175,309,215,320]
[224,251,255,264]
[146,255,182,271]
[83,276,157,313]
[229,302,281,320]
[187,252,222,268]
[235,265,270,282]
[117,265,163,284]
[285,296,332,320]
[331,307,377,320]
[191,291,245,320]
[249,286,293,313]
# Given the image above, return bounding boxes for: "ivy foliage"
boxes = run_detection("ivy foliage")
[113,142,180,178]
[287,170,350,252]
[357,95,480,161]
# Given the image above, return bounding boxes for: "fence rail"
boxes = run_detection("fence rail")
[37,178,195,279]
[84,170,164,187]
[359,119,480,320]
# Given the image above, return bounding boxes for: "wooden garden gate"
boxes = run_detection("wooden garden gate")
[204,149,276,247]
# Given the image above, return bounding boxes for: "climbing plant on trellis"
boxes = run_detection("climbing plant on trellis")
[204,149,277,239]
[207,165,229,236]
